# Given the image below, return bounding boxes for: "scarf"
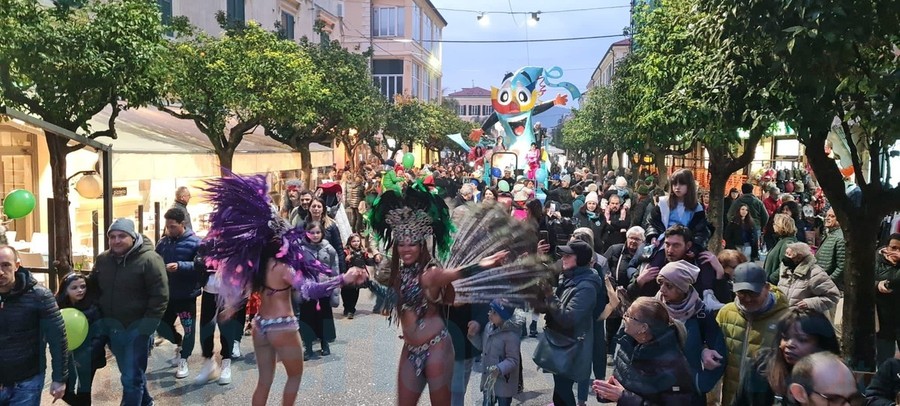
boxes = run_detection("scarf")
[736,292,776,316]
[657,287,704,322]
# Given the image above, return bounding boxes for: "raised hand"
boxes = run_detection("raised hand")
[479,250,510,268]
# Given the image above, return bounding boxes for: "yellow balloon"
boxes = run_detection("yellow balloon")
[541,150,548,161]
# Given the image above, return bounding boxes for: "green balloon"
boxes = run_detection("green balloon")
[498,180,510,192]
[60,308,89,350]
[402,153,415,170]
[3,189,35,219]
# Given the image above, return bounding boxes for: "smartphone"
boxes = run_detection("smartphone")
[549,203,557,213]
[539,230,549,243]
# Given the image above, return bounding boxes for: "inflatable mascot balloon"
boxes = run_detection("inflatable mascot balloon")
[470,66,580,188]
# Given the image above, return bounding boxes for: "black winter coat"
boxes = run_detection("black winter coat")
[612,327,701,406]
[866,358,900,405]
[0,269,68,385]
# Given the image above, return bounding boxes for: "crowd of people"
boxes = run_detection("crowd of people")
[3,157,900,406]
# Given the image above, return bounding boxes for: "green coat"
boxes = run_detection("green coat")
[815,227,846,290]
[716,286,790,406]
[764,235,798,284]
[90,235,168,330]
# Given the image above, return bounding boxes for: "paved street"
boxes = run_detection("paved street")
[41,293,586,405]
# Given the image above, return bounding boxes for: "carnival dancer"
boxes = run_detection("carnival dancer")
[201,174,368,406]
[365,183,553,406]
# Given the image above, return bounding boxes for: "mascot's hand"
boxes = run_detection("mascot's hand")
[554,94,569,106]
[469,128,484,142]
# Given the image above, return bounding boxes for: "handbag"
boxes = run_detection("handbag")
[532,282,593,381]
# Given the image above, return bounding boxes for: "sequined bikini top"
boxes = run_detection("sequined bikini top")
[399,264,429,329]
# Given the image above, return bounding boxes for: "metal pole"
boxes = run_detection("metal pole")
[137,204,144,236]
[92,210,99,259]
[154,202,161,244]
[102,150,113,249]
[46,197,57,292]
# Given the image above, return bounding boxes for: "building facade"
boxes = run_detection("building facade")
[445,87,493,122]
[586,38,631,91]
[342,0,446,102]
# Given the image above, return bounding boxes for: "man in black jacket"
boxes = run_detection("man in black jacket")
[0,245,68,403]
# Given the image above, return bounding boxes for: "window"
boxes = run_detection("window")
[423,17,433,52]
[280,11,296,40]
[372,7,405,37]
[412,4,421,43]
[423,69,432,102]
[457,105,467,115]
[411,63,420,99]
[483,105,494,115]
[372,59,404,100]
[157,0,172,26]
[226,0,245,24]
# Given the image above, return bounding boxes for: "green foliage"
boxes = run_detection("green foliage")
[159,22,323,169]
[0,0,168,133]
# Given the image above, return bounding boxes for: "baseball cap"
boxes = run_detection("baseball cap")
[733,262,767,293]
[558,240,593,267]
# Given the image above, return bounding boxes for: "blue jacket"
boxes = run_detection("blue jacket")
[156,229,201,300]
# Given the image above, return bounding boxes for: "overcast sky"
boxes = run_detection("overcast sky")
[431,0,632,98]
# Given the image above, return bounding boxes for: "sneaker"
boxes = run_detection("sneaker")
[168,346,182,367]
[194,358,219,384]
[175,358,189,379]
[347,312,355,320]
[218,359,232,385]
[232,341,241,358]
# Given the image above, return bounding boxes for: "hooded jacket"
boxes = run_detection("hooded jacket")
[815,226,846,290]
[155,229,201,300]
[776,255,840,313]
[715,286,790,406]
[91,235,168,330]
[0,268,68,385]
[469,319,522,398]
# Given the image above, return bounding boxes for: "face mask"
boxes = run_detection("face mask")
[782,256,797,269]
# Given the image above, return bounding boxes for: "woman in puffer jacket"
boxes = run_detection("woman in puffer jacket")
[776,242,840,314]
[593,297,700,405]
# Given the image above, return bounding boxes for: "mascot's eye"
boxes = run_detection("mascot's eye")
[499,90,511,104]
[517,90,530,104]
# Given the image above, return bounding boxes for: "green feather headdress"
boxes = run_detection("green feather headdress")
[366,181,454,260]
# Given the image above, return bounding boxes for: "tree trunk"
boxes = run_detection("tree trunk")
[46,134,73,275]
[842,217,879,371]
[651,147,668,189]
[217,148,234,177]
[297,142,313,190]
[706,158,731,253]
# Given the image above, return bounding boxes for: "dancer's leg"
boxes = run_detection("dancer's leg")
[425,339,454,406]
[269,330,304,406]
[397,347,427,406]
[251,329,276,406]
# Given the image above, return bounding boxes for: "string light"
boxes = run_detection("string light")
[527,12,540,26]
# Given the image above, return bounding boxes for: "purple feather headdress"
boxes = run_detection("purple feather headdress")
[202,173,331,309]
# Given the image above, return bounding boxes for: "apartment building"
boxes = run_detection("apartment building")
[343,0,447,102]
[586,38,631,91]
[157,0,345,44]
[445,87,493,122]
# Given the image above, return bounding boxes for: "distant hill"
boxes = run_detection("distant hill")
[533,105,571,130]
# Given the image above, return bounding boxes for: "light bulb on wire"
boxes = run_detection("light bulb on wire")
[528,12,540,26]
[477,12,489,26]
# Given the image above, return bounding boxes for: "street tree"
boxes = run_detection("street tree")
[699,0,900,368]
[159,21,322,175]
[266,36,386,186]
[0,0,167,273]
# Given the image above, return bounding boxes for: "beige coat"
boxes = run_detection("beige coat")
[776,255,841,314]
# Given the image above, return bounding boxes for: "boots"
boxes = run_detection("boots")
[529,320,538,338]
[304,343,314,361]
[320,339,331,356]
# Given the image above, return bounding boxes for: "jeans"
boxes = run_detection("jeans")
[481,394,512,406]
[577,320,607,402]
[450,358,475,406]
[552,374,577,406]
[199,291,233,359]
[0,372,44,406]
[157,297,197,358]
[107,328,153,406]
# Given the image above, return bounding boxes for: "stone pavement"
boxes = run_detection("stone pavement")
[41,293,615,405]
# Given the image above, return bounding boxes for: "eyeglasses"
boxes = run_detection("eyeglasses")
[622,313,646,325]
[812,390,865,406]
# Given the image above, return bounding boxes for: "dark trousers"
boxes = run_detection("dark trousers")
[199,291,233,359]
[107,328,153,406]
[298,297,335,345]
[552,374,577,406]
[157,297,197,358]
[341,286,360,314]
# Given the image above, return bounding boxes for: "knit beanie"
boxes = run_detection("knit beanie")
[490,299,515,321]
[657,260,700,294]
[585,191,599,204]
[108,218,138,240]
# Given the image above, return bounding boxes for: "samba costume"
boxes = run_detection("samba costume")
[201,174,365,406]
[366,182,554,405]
